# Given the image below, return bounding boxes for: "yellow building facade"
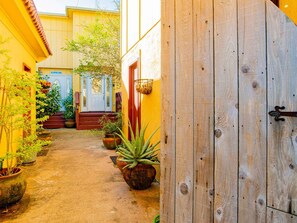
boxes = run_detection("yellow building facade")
[0,0,51,158]
[279,0,297,24]
[37,8,120,113]
[121,0,161,141]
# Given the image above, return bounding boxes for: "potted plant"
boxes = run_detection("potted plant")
[18,133,49,165]
[99,112,122,149]
[41,83,61,117]
[35,73,52,155]
[62,91,75,128]
[116,122,160,190]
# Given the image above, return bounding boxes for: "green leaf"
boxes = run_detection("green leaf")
[137,159,160,165]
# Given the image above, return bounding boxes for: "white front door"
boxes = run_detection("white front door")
[48,74,72,111]
[81,75,112,112]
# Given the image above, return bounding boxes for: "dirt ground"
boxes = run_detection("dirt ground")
[0,129,160,223]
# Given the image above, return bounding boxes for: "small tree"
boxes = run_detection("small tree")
[0,37,37,174]
[63,10,120,86]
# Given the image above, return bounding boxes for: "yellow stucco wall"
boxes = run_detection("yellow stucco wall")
[121,21,161,141]
[37,8,120,111]
[0,2,49,161]
[121,1,161,177]
[279,0,297,24]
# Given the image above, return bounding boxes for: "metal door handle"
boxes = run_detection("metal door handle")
[269,106,297,121]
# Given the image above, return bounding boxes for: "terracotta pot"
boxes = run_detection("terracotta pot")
[0,168,27,207]
[102,136,121,150]
[65,119,75,128]
[37,130,52,142]
[116,156,127,172]
[22,152,37,165]
[41,88,49,94]
[122,164,156,190]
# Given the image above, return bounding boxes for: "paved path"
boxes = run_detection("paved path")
[1,129,159,223]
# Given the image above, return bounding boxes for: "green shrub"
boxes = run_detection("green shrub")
[62,91,75,119]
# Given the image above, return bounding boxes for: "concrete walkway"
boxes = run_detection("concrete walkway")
[1,129,160,223]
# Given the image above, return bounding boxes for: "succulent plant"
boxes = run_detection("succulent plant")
[116,122,160,169]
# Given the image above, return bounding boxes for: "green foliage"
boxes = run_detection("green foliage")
[35,72,49,130]
[42,84,61,116]
[98,112,122,135]
[17,133,49,164]
[0,157,3,170]
[0,36,37,174]
[62,91,75,119]
[63,11,121,86]
[116,122,160,169]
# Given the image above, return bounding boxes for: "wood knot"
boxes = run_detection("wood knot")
[241,65,250,73]
[180,183,189,195]
[239,171,247,180]
[252,81,258,89]
[214,129,222,138]
[209,189,214,196]
[289,164,295,169]
[258,199,264,205]
[217,209,222,215]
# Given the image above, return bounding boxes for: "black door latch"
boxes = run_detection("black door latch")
[269,106,297,121]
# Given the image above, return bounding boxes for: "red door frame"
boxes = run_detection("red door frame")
[128,61,141,139]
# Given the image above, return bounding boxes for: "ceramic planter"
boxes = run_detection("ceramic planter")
[22,152,37,165]
[0,168,27,207]
[102,136,121,150]
[116,156,127,172]
[37,130,52,141]
[65,119,75,128]
[122,164,156,190]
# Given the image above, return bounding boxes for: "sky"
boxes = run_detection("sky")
[33,0,118,14]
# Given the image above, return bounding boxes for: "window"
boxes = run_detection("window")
[23,63,31,73]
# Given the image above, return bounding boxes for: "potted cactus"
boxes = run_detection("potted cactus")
[116,122,160,190]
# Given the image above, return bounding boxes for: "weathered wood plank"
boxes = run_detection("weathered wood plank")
[267,207,297,223]
[237,0,267,222]
[193,0,214,222]
[175,0,194,222]
[160,0,176,222]
[213,0,238,222]
[267,0,297,215]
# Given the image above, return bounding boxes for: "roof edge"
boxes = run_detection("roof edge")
[22,0,52,55]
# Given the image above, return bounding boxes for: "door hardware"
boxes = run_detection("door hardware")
[269,106,297,121]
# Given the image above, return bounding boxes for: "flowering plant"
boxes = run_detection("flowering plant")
[40,80,51,89]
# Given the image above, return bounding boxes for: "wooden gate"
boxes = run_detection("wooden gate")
[161,0,297,222]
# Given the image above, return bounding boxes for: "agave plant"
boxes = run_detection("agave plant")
[116,122,160,169]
